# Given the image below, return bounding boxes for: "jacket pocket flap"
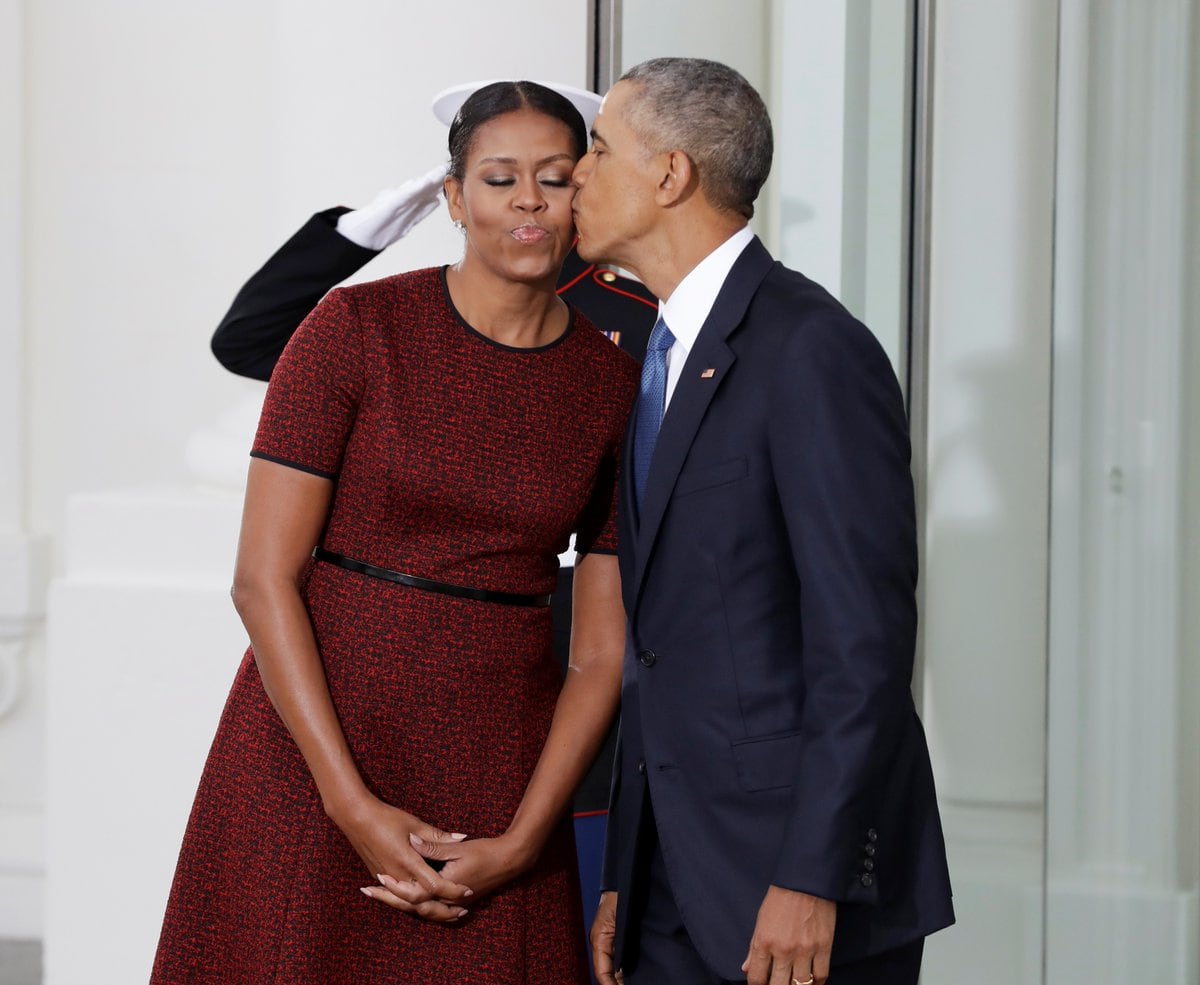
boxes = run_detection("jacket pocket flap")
[731,730,803,792]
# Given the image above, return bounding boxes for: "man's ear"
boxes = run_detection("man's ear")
[655,150,697,206]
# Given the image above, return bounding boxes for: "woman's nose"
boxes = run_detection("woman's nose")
[514,176,547,211]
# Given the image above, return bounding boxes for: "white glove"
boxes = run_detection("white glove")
[336,163,448,251]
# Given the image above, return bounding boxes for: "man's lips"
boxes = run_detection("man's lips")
[511,224,550,245]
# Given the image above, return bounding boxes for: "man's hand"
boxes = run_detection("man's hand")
[741,886,836,985]
[590,890,622,985]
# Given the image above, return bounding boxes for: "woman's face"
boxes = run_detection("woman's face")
[446,108,579,286]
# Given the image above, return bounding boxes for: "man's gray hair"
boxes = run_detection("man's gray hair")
[619,57,773,219]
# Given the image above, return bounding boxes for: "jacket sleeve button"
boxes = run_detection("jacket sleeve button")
[860,873,874,888]
[638,649,658,667]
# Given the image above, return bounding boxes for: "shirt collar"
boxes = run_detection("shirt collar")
[659,225,755,356]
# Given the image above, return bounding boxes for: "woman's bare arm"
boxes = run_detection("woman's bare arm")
[377,550,625,902]
[233,458,472,919]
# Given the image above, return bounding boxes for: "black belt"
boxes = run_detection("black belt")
[312,547,552,608]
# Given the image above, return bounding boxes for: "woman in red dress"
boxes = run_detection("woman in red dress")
[151,82,637,984]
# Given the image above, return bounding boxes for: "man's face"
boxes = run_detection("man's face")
[571,81,663,272]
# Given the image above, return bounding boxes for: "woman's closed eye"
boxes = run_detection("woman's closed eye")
[482,175,572,188]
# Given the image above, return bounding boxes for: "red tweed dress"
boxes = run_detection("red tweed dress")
[151,267,638,984]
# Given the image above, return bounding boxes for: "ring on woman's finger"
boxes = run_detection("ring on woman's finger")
[793,977,815,985]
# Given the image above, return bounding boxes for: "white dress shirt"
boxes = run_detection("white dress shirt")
[659,225,755,410]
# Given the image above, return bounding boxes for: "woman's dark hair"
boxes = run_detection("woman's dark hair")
[447,81,588,181]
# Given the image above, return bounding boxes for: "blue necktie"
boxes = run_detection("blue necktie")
[633,316,676,511]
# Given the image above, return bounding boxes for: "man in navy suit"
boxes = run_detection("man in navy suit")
[573,58,954,985]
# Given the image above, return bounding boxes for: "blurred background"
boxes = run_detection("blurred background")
[1,1,1196,982]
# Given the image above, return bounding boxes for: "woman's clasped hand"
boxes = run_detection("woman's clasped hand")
[364,827,536,920]
[330,794,476,921]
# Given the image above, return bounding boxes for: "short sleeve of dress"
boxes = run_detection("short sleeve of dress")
[574,433,622,557]
[250,287,365,479]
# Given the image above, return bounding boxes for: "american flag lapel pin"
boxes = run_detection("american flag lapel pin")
[700,368,716,379]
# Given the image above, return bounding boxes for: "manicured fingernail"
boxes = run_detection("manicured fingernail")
[360,887,374,897]
[376,873,387,885]
[410,834,425,846]
[463,889,474,897]
[451,833,468,840]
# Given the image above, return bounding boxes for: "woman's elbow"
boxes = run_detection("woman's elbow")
[229,575,256,622]
[229,569,281,622]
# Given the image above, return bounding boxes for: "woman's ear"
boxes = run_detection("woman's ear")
[444,175,464,223]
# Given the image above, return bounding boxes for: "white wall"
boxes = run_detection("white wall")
[12,0,588,955]
[26,0,589,552]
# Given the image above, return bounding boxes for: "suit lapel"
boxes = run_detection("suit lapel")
[629,238,775,611]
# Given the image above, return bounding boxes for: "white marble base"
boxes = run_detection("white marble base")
[45,487,246,985]
[920,800,1044,985]
[921,874,1042,985]
[0,531,52,940]
[0,804,43,937]
[1046,882,1199,985]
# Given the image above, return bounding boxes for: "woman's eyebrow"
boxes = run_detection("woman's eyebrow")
[478,153,575,166]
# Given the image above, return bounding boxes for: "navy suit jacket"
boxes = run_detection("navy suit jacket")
[604,238,954,978]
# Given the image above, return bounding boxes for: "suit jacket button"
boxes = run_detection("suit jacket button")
[637,759,647,775]
[862,859,875,872]
[638,649,658,667]
[860,873,874,888]
[864,844,876,857]
[867,828,878,843]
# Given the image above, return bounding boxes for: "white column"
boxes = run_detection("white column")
[839,0,912,376]
[1045,2,1199,982]
[0,0,53,939]
[773,0,848,297]
[918,3,1059,982]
